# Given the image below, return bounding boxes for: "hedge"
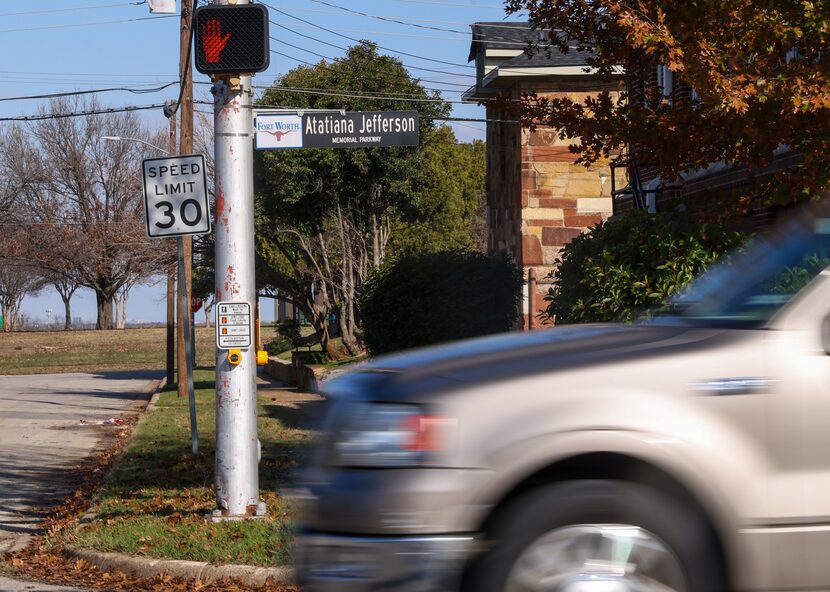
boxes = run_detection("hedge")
[543,210,745,324]
[359,250,523,355]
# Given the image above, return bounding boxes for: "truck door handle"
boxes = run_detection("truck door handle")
[689,377,776,395]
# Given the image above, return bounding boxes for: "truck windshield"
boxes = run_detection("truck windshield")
[655,214,830,327]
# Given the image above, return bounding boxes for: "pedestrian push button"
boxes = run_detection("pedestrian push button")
[228,349,243,366]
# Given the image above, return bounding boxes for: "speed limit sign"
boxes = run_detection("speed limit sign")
[142,155,211,238]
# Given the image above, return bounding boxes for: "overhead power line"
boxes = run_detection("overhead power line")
[268,37,472,91]
[267,3,540,46]
[0,72,468,102]
[287,6,537,47]
[252,81,472,101]
[0,95,517,126]
[267,4,488,26]
[0,69,176,78]
[267,19,475,79]
[193,79,474,103]
[253,86,469,104]
[306,0,467,34]
[0,103,169,122]
[0,14,176,34]
[0,82,178,103]
[261,2,474,69]
[387,0,506,7]
[270,48,317,68]
[165,0,197,119]
[0,2,142,17]
[281,22,546,47]
[272,36,333,63]
[0,78,177,88]
[248,103,520,124]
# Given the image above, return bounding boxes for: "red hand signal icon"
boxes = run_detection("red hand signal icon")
[193,4,269,75]
[201,18,231,64]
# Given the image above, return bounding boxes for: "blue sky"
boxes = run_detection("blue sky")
[6,0,523,325]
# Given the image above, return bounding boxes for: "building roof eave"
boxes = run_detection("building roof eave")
[496,64,625,78]
[461,84,499,103]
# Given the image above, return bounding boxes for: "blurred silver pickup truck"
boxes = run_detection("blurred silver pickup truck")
[295,203,830,592]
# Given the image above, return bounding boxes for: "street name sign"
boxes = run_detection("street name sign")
[142,155,211,238]
[254,110,419,150]
[216,301,252,350]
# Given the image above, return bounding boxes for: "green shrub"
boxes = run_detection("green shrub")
[264,335,292,356]
[264,320,309,355]
[292,350,328,366]
[544,210,745,324]
[359,250,523,356]
[276,319,303,348]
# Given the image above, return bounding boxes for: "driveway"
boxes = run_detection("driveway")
[0,371,161,553]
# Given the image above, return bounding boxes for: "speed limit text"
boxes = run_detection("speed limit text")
[146,162,202,196]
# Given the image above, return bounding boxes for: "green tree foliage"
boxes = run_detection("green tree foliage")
[507,0,830,200]
[359,251,523,356]
[254,42,460,358]
[543,210,744,324]
[391,126,487,254]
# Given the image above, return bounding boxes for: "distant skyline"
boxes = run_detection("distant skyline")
[8,0,525,324]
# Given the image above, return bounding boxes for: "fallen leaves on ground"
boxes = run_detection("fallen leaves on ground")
[2,411,299,592]
[6,547,298,592]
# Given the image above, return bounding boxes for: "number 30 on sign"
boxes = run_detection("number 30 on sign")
[142,154,211,238]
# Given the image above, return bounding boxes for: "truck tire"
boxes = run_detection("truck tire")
[464,479,725,592]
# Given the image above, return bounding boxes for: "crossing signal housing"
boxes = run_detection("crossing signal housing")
[194,4,270,75]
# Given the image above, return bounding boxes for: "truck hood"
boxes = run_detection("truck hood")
[325,322,751,402]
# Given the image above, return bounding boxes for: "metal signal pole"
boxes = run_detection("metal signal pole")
[210,0,264,519]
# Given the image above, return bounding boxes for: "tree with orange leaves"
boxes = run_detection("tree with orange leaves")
[506,0,830,201]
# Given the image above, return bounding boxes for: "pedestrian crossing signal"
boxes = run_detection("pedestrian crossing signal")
[194,4,270,75]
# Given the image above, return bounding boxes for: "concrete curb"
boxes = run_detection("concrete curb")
[64,379,299,588]
[144,379,165,411]
[264,357,327,392]
[264,356,358,393]
[64,547,297,587]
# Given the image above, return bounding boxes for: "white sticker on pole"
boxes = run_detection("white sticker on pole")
[216,301,252,350]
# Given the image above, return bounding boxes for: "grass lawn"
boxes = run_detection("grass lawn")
[0,326,277,375]
[66,369,313,567]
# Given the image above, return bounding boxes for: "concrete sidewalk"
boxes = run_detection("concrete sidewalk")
[0,575,86,592]
[2,371,317,590]
[0,371,161,553]
[60,373,321,586]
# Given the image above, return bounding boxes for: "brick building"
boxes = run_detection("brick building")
[464,25,803,328]
[611,65,804,231]
[463,23,623,327]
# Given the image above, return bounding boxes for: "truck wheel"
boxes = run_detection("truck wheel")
[464,480,725,592]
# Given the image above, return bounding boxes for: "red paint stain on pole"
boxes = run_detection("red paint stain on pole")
[214,186,226,222]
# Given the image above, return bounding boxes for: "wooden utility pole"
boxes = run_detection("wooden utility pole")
[177,0,194,400]
[166,111,177,386]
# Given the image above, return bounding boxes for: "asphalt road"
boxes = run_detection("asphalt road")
[0,371,161,554]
